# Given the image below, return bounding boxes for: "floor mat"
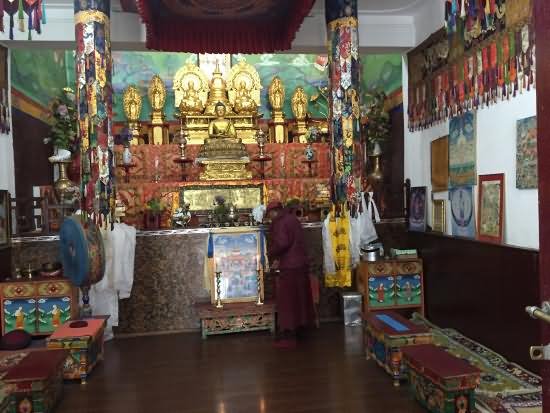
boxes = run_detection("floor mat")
[410,313,542,413]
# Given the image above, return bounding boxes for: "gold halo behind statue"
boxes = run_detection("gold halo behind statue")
[173,63,209,114]
[228,61,261,115]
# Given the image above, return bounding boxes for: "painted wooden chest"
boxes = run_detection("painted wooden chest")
[3,350,68,413]
[402,344,481,413]
[364,311,432,386]
[196,301,275,339]
[0,277,79,336]
[46,317,107,384]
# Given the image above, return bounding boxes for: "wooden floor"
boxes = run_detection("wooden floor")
[57,323,425,413]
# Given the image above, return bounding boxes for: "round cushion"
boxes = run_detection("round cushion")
[69,320,88,328]
[0,330,32,350]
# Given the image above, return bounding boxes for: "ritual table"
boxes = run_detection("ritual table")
[3,349,68,413]
[45,317,107,384]
[364,311,432,386]
[196,301,275,339]
[402,344,481,413]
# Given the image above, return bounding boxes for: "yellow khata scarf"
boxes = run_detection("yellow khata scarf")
[325,209,352,288]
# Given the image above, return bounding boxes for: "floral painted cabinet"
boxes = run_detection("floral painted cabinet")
[1,277,78,336]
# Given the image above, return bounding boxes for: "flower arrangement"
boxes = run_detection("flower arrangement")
[45,87,78,153]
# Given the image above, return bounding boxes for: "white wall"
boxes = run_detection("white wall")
[403,56,539,249]
[0,48,15,195]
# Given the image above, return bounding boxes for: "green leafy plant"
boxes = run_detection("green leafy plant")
[46,87,77,152]
[364,90,390,153]
[146,198,165,215]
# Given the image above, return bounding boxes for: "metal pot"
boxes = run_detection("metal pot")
[361,245,380,262]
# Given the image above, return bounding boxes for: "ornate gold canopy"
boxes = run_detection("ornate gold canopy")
[173,63,209,111]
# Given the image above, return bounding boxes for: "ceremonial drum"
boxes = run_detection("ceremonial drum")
[59,217,105,287]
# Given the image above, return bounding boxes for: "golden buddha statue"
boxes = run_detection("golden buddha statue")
[122,85,142,145]
[179,80,204,114]
[268,77,285,111]
[291,86,309,142]
[204,62,232,115]
[233,80,257,114]
[198,102,248,160]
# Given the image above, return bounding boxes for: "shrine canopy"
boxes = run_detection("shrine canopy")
[135,0,316,53]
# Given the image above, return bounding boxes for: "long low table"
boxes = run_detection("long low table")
[195,301,276,339]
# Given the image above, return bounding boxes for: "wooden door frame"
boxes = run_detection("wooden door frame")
[535,1,550,410]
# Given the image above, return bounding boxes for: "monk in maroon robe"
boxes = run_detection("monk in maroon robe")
[267,201,314,348]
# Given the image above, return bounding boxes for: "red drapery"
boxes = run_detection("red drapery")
[136,0,315,53]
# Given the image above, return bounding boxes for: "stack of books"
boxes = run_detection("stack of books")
[390,248,418,260]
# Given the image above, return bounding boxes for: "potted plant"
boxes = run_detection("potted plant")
[144,197,165,230]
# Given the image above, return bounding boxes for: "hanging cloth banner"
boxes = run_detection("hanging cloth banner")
[0,0,46,39]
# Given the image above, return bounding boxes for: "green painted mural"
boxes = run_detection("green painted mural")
[12,50,402,123]
[11,49,70,108]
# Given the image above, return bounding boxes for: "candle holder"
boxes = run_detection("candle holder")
[256,269,263,306]
[215,271,223,308]
[255,128,268,158]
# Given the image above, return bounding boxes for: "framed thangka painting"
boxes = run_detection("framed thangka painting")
[516,116,537,189]
[478,174,505,243]
[210,227,264,304]
[432,199,446,234]
[449,186,475,238]
[449,112,476,187]
[409,187,427,232]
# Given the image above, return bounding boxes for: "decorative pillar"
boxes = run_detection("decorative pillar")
[325,0,364,208]
[74,0,115,226]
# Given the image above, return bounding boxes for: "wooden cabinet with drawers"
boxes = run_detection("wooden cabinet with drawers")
[0,277,79,336]
[356,258,424,317]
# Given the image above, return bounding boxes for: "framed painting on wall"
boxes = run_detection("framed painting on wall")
[449,112,476,187]
[478,174,505,243]
[432,199,446,234]
[431,136,449,192]
[0,190,10,249]
[516,116,537,189]
[210,227,264,304]
[449,186,475,238]
[409,187,427,232]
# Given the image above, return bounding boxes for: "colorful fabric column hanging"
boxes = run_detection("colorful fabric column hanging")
[0,0,46,39]
[74,0,115,227]
[325,0,363,214]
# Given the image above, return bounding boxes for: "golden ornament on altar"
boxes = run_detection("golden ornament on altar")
[204,62,233,115]
[122,85,142,145]
[173,63,209,114]
[291,86,309,142]
[291,87,308,120]
[148,75,166,112]
[227,60,261,115]
[268,76,285,111]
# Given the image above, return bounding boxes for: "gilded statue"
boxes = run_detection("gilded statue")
[122,85,142,122]
[291,87,308,120]
[228,60,261,115]
[233,80,257,114]
[268,77,285,111]
[179,80,204,114]
[198,102,248,160]
[148,75,166,111]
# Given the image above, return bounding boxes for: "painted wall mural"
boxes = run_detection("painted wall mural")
[11,50,402,123]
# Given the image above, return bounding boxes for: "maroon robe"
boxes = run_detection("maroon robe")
[269,208,314,332]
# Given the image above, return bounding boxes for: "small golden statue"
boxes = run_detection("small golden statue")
[198,102,251,180]
[122,85,142,145]
[179,80,205,114]
[291,86,309,142]
[148,75,169,145]
[233,80,257,114]
[268,76,288,143]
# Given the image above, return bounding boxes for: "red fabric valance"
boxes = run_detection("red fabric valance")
[136,0,315,53]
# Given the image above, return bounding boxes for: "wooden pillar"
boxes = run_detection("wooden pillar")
[535,0,550,410]
[74,0,115,226]
[325,0,364,207]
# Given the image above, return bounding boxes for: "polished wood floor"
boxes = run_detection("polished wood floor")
[57,324,425,413]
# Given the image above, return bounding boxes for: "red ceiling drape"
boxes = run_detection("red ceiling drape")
[136,0,316,53]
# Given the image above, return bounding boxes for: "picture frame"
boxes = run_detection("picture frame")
[432,199,446,233]
[210,227,264,304]
[516,116,538,189]
[478,173,505,243]
[449,111,476,187]
[0,190,11,249]
[449,186,476,238]
[431,136,449,192]
[409,186,427,232]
